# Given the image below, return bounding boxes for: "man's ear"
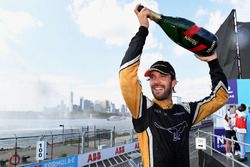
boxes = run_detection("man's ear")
[172,79,177,93]
[172,79,177,88]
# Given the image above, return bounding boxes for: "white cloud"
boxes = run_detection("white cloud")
[194,7,226,33]
[209,0,250,21]
[0,39,11,54]
[67,0,161,47]
[204,10,225,33]
[195,8,207,19]
[0,8,42,54]
[0,9,46,111]
[198,0,250,37]
[0,70,62,111]
[0,9,42,34]
[172,45,190,57]
[175,76,211,102]
[229,0,250,21]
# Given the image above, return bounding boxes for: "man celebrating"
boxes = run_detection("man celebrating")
[119,4,228,167]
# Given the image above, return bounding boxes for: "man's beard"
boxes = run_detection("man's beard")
[151,84,172,100]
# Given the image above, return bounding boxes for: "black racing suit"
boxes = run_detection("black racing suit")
[119,26,228,167]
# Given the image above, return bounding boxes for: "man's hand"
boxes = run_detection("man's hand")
[195,52,217,62]
[134,4,151,28]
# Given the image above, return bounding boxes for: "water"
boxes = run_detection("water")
[0,117,133,149]
[0,118,133,138]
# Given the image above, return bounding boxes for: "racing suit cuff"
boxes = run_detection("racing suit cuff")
[138,26,149,38]
[208,58,220,69]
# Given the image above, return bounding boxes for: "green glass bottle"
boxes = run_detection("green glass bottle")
[138,5,218,56]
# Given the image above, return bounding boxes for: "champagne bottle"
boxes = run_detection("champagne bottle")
[138,5,218,56]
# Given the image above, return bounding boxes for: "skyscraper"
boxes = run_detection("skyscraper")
[70,91,74,112]
[80,97,84,111]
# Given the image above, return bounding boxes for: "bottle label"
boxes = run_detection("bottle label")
[184,36,198,46]
[183,24,200,46]
[184,25,201,37]
[206,40,216,53]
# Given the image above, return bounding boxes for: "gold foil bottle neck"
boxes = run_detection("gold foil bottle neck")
[150,10,162,23]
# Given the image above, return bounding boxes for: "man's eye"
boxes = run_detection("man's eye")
[149,76,155,80]
[160,75,167,79]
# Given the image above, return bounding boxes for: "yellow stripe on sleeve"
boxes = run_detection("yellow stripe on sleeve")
[119,62,142,119]
[137,131,150,167]
[193,86,228,124]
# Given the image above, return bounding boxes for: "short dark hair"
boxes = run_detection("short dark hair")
[238,103,246,111]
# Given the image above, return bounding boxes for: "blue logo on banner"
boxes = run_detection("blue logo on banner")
[22,155,77,167]
[228,79,238,104]
[214,128,226,153]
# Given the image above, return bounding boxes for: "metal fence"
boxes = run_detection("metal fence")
[0,126,136,167]
[197,129,250,167]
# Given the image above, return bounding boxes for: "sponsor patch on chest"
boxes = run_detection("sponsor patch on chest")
[154,121,188,141]
[153,109,185,117]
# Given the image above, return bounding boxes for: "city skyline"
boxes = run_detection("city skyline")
[41,91,127,113]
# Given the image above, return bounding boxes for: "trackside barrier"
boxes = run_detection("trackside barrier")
[0,127,137,166]
[20,142,139,167]
[78,142,139,166]
[20,155,78,167]
[197,129,250,167]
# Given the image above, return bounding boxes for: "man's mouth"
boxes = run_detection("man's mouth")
[153,86,164,94]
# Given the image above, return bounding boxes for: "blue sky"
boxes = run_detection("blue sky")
[0,0,250,111]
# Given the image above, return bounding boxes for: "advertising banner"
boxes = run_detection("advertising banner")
[22,155,78,167]
[227,79,238,104]
[213,128,226,153]
[21,142,139,167]
[78,142,139,166]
